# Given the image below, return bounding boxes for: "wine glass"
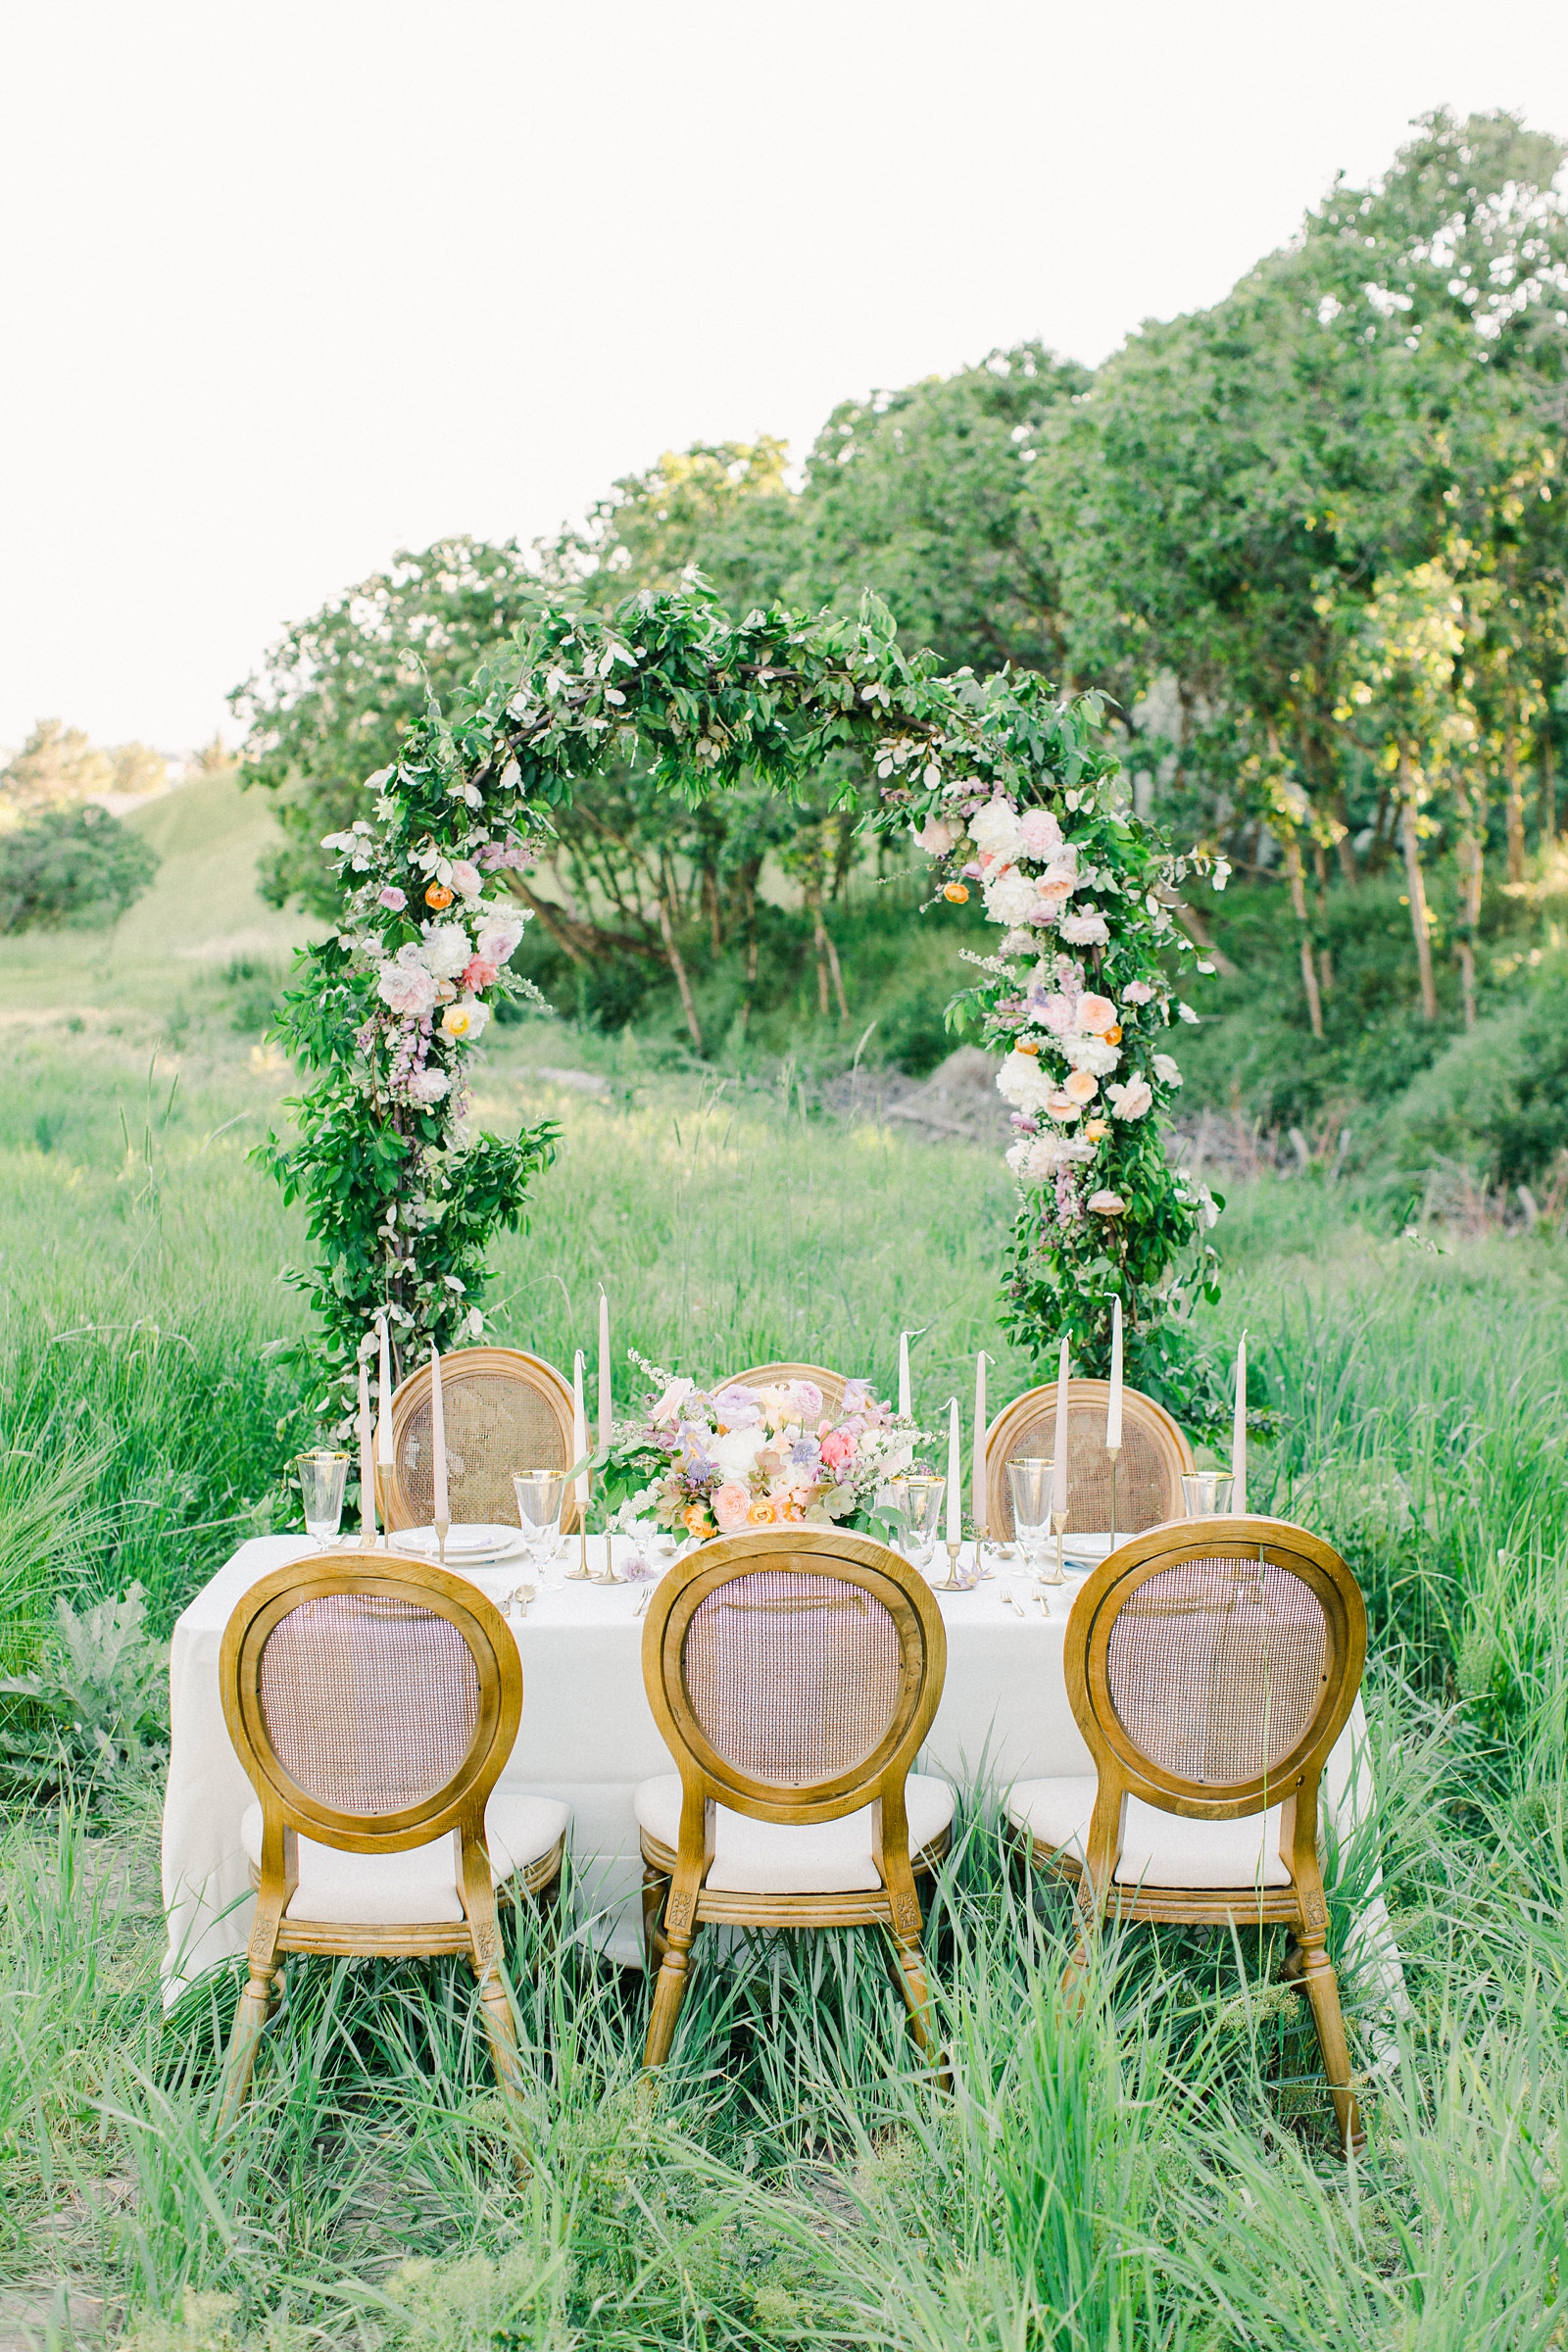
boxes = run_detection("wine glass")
[1006,1456,1054,1576]
[513,1470,565,1570]
[296,1451,348,1549]
[1181,1472,1236,1517]
[900,1473,946,1571]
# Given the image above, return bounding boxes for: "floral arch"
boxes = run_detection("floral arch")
[266,583,1220,1417]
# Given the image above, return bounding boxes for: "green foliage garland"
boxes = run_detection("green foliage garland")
[269,580,1221,1419]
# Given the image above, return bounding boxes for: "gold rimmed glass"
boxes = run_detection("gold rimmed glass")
[513,1469,565,1568]
[1181,1471,1236,1517]
[1007,1456,1054,1573]
[296,1450,349,1549]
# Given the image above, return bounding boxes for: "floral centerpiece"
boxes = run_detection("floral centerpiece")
[597,1360,920,1541]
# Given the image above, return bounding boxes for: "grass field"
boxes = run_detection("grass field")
[2,789,1566,2348]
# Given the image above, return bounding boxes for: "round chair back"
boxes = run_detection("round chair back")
[985,1378,1191,1540]
[385,1346,578,1533]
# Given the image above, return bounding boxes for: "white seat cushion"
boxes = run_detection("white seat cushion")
[240,1792,569,1927]
[1005,1775,1292,1891]
[633,1773,955,1896]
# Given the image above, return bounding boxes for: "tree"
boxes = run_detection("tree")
[1,720,115,816]
[0,804,160,932]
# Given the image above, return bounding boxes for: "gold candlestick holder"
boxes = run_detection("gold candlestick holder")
[597,1530,625,1584]
[1043,1511,1067,1587]
[565,1520,594,1580]
[434,1516,449,1570]
[930,1539,972,1592]
[1106,1445,1120,1551]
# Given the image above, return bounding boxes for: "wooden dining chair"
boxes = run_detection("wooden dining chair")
[1006,1515,1368,2155]
[714,1362,850,1414]
[636,1527,951,2068]
[381,1346,580,1534]
[216,1551,567,2131]
[985,1378,1192,1541]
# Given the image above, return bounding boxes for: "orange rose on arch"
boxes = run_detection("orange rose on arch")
[943,882,969,904]
[425,883,455,909]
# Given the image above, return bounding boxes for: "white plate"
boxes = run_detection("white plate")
[389,1524,526,1564]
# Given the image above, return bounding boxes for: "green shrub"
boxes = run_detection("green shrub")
[0,1583,169,1804]
[0,802,160,932]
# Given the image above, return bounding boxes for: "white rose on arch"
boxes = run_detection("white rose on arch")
[1152,1054,1183,1087]
[968,799,1025,861]
[996,1051,1054,1113]
[983,867,1041,926]
[1064,1033,1121,1078]
[475,912,527,966]
[1058,907,1109,946]
[422,924,473,980]
[375,950,439,1018]
[1105,1076,1153,1120]
[441,997,491,1043]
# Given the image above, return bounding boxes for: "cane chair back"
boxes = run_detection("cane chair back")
[216,1553,549,2132]
[1054,1514,1368,2153]
[985,1379,1191,1541]
[639,1527,949,2068]
[716,1362,849,1415]
[383,1347,579,1534]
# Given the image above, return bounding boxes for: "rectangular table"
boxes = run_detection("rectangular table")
[162,1535,1405,2007]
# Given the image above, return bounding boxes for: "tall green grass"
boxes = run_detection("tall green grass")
[3,996,1568,2345]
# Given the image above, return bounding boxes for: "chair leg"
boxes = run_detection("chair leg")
[643,1880,699,2069]
[883,1866,936,2060]
[475,1953,525,2110]
[641,1862,668,1976]
[217,1960,277,2135]
[1284,1932,1364,2159]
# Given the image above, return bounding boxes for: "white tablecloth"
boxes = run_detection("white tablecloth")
[161,1536,1405,2010]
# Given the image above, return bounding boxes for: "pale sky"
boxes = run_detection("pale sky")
[4,0,1567,755]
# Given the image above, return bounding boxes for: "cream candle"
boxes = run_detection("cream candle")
[972,1349,989,1540]
[946,1397,962,1544]
[376,1313,394,1467]
[359,1357,376,1547]
[573,1348,590,1518]
[1106,1298,1123,1451]
[1052,1337,1070,1519]
[598,1286,612,1451]
[1232,1333,1248,1514]
[429,1342,449,1532]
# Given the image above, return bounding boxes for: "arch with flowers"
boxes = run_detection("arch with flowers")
[265,580,1221,1420]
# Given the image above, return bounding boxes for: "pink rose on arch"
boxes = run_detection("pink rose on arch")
[912,815,956,856]
[460,956,500,993]
[711,1483,753,1534]
[819,1427,857,1474]
[449,859,483,899]
[377,886,408,912]
[1122,980,1156,1004]
[1059,908,1110,946]
[1030,991,1076,1036]
[1018,808,1063,859]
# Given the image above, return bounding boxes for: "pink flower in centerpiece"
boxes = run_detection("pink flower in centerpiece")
[1018,807,1063,859]
[460,956,500,993]
[377,886,408,912]
[784,1380,823,1425]
[819,1426,857,1474]
[711,1483,753,1534]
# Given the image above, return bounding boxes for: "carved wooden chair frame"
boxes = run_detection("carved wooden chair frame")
[984,1378,1194,1540]
[639,1527,949,2069]
[379,1344,581,1535]
[715,1362,850,1413]
[1031,1513,1368,2154]
[216,1551,559,2130]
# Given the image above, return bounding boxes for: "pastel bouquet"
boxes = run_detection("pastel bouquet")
[598,1359,920,1541]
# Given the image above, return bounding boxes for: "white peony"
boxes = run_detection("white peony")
[476,912,527,966]
[440,997,491,1043]
[1106,1076,1153,1120]
[1058,907,1110,946]
[983,867,1041,926]
[1064,1033,1121,1077]
[710,1425,766,1481]
[1007,1132,1094,1184]
[376,952,439,1018]
[996,1051,1054,1112]
[422,924,473,980]
[1152,1054,1183,1087]
[968,799,1026,861]
[404,1067,451,1104]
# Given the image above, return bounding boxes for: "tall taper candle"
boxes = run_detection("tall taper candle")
[358,1357,377,1546]
[429,1342,449,1530]
[572,1349,590,1517]
[972,1349,989,1540]
[376,1313,393,1467]
[1231,1333,1248,1514]
[898,1331,911,1420]
[1052,1336,1070,1518]
[946,1397,962,1544]
[1106,1298,1123,1451]
[598,1286,612,1451]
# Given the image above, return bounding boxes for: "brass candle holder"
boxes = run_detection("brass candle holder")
[930,1538,973,1592]
[566,1520,593,1580]
[1043,1510,1068,1587]
[597,1530,625,1584]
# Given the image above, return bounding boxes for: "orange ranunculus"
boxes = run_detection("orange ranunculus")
[683,1502,714,1537]
[1084,1117,1110,1142]
[943,882,969,904]
[1104,1023,1122,1044]
[747,1497,778,1525]
[425,883,455,909]
[1015,1038,1040,1056]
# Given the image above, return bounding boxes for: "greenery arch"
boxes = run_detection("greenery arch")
[265,582,1221,1420]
